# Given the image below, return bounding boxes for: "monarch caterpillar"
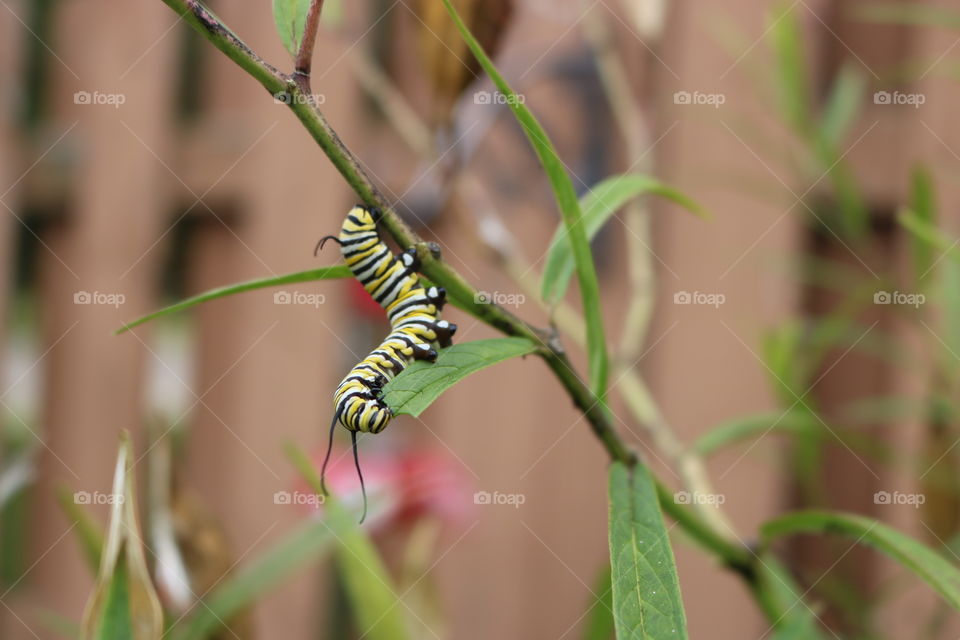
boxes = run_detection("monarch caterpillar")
[317,205,457,521]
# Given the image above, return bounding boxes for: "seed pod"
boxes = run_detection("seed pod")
[414,0,514,126]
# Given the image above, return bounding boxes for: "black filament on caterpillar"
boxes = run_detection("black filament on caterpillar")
[317,205,456,522]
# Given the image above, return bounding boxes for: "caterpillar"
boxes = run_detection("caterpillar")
[317,205,457,521]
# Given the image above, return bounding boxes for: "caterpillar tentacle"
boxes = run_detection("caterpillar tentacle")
[320,404,344,495]
[315,235,342,255]
[352,430,367,524]
[321,206,455,519]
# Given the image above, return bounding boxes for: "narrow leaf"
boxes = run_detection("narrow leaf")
[855,4,960,30]
[582,564,615,640]
[608,462,688,640]
[818,63,865,143]
[381,337,537,417]
[693,411,816,457]
[756,555,828,640]
[116,265,351,334]
[941,255,960,370]
[171,519,336,640]
[81,433,163,640]
[272,0,312,56]
[328,501,411,640]
[287,444,411,640]
[762,511,960,610]
[899,211,955,254]
[440,0,609,398]
[769,2,811,135]
[907,166,936,283]
[541,175,705,306]
[56,486,105,572]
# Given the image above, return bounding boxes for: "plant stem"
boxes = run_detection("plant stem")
[159,0,758,599]
[160,0,633,464]
[582,7,738,539]
[294,0,325,77]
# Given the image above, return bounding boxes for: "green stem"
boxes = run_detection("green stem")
[160,0,631,465]
[159,0,760,611]
[654,483,752,575]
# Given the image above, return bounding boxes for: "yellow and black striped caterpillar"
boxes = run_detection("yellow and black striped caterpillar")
[318,205,456,520]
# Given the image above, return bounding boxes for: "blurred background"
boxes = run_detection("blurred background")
[2,0,960,638]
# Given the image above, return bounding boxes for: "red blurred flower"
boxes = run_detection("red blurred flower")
[295,446,473,532]
[347,278,387,320]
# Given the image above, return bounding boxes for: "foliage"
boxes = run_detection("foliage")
[30,1,960,639]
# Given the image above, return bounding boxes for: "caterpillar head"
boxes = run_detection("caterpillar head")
[349,205,383,229]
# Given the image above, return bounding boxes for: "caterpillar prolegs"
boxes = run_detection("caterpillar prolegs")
[318,206,457,521]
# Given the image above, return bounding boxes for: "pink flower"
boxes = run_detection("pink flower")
[296,446,473,532]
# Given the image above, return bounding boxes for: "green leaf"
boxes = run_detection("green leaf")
[286,444,411,640]
[272,0,312,56]
[608,462,688,640]
[56,486,105,572]
[762,511,960,610]
[855,4,960,30]
[899,210,958,259]
[755,556,828,640]
[81,433,163,640]
[440,0,609,399]
[321,0,343,27]
[328,500,410,640]
[907,166,937,282]
[116,265,351,334]
[761,323,810,403]
[941,256,960,371]
[582,564,615,640]
[96,556,133,640]
[382,337,537,417]
[818,63,865,143]
[171,519,336,640]
[692,410,816,457]
[769,2,811,135]
[806,59,867,236]
[540,174,705,307]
